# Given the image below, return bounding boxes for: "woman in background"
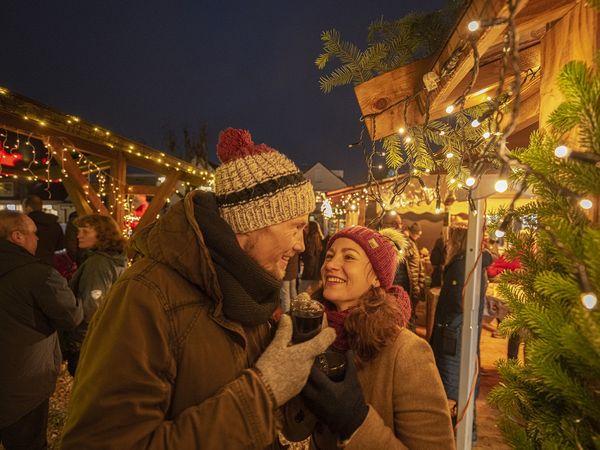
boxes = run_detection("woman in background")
[299,221,324,294]
[61,214,127,376]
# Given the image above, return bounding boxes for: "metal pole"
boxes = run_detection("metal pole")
[455,197,485,449]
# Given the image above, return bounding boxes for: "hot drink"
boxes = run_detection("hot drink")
[316,349,347,381]
[290,295,324,343]
[291,310,323,343]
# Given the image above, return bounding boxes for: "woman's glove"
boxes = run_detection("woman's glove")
[255,314,335,407]
[301,350,369,440]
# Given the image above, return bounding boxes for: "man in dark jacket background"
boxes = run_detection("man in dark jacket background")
[23,194,65,266]
[0,210,82,450]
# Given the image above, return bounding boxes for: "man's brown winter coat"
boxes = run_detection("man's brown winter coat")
[61,193,281,449]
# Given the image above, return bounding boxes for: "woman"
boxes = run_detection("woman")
[429,223,491,439]
[286,226,455,449]
[299,221,324,294]
[60,214,127,376]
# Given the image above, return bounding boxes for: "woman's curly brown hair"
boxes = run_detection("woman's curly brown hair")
[315,286,403,363]
[74,214,126,254]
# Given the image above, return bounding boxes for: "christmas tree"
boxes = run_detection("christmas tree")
[488,58,600,449]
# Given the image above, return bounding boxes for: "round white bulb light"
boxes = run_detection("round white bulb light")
[468,20,480,32]
[581,292,598,310]
[445,105,454,114]
[579,199,593,210]
[398,127,405,135]
[495,229,505,238]
[465,177,476,187]
[483,131,491,139]
[495,179,508,193]
[471,119,481,127]
[446,152,454,159]
[554,145,570,158]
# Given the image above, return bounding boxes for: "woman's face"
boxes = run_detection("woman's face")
[77,225,99,250]
[321,237,379,311]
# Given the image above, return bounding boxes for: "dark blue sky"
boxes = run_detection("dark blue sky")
[2,1,446,184]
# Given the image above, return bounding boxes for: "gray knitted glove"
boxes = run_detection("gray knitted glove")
[256,314,335,407]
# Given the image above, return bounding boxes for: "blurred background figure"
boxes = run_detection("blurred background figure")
[429,232,445,289]
[129,194,150,231]
[23,194,65,266]
[405,222,425,330]
[0,210,82,450]
[60,214,127,376]
[299,221,324,295]
[280,253,300,313]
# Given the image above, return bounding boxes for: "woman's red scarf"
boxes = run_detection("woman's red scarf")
[323,285,411,352]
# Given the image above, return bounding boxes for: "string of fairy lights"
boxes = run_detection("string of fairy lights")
[324,0,598,311]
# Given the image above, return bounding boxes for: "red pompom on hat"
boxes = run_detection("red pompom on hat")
[214,127,316,233]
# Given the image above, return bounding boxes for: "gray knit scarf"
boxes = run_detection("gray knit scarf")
[193,192,280,326]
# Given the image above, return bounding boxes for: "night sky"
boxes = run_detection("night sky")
[3,1,446,185]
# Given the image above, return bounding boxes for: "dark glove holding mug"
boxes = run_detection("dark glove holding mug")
[301,350,368,440]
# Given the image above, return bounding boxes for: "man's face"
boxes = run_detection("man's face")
[238,215,308,280]
[12,216,38,255]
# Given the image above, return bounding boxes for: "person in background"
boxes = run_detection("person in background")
[60,214,127,377]
[61,128,335,449]
[429,223,492,442]
[0,211,82,450]
[65,211,86,268]
[429,233,445,288]
[299,220,324,295]
[23,194,65,266]
[378,213,411,297]
[405,222,425,329]
[286,226,455,449]
[280,252,300,313]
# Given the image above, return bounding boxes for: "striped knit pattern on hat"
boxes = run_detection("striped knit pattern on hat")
[327,226,399,290]
[215,128,315,233]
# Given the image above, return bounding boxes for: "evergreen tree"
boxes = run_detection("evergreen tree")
[488,59,600,449]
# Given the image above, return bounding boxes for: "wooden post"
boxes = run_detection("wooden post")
[110,152,127,229]
[62,178,94,216]
[133,171,181,233]
[49,138,109,216]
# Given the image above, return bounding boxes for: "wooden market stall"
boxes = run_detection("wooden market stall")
[346,1,598,447]
[0,88,213,231]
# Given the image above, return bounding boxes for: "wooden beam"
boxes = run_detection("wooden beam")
[49,138,109,216]
[126,185,160,196]
[429,0,530,107]
[133,171,181,233]
[0,111,208,185]
[110,153,127,229]
[62,178,94,216]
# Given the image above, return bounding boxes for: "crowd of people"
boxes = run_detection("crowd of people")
[0,127,523,449]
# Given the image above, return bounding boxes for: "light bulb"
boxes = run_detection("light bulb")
[483,131,491,139]
[581,292,597,310]
[579,199,593,210]
[468,20,480,32]
[390,210,397,216]
[554,145,570,158]
[471,119,481,127]
[446,152,454,159]
[465,177,476,187]
[435,207,441,214]
[445,105,454,114]
[495,179,508,193]
[450,178,456,184]
[405,136,412,143]
[495,229,505,238]
[439,130,445,136]
[398,127,405,135]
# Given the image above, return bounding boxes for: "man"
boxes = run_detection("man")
[61,128,335,449]
[0,210,82,450]
[23,194,65,266]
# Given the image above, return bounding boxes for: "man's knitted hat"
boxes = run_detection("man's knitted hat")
[327,225,399,290]
[214,128,315,233]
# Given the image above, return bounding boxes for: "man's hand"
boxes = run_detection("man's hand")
[301,350,368,440]
[255,314,335,406]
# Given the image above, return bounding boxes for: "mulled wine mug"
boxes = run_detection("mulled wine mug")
[290,294,324,344]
